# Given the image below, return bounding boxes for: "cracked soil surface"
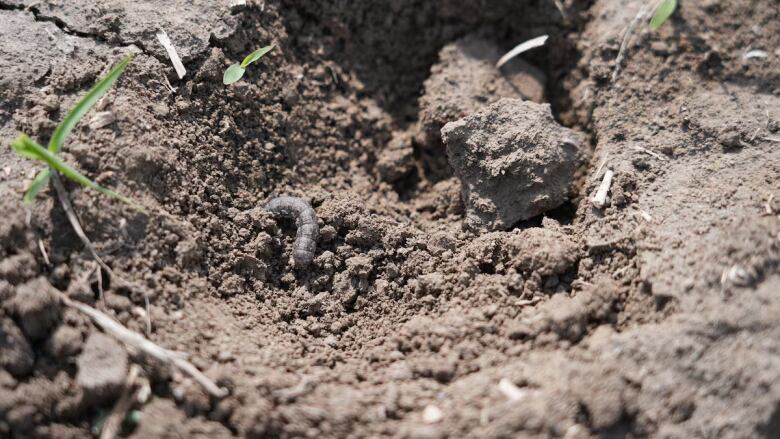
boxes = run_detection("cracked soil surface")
[1,1,779,438]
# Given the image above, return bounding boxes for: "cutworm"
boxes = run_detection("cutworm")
[265,196,319,266]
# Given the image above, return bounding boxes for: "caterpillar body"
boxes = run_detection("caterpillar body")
[264,196,319,267]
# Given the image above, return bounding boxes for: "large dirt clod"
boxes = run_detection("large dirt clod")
[420,35,546,147]
[417,35,547,180]
[442,98,585,231]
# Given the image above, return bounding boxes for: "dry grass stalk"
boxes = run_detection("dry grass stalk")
[58,292,229,398]
[51,172,152,332]
[100,364,142,439]
[156,29,187,79]
[591,169,614,209]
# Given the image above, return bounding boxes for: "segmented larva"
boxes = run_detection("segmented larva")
[264,196,319,267]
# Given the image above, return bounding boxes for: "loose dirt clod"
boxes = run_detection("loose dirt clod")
[418,35,546,179]
[77,332,129,403]
[442,98,585,231]
[0,318,34,377]
[10,277,61,341]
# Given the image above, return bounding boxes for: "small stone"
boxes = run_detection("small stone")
[408,425,445,439]
[217,350,234,362]
[422,405,444,424]
[650,41,669,55]
[76,332,128,403]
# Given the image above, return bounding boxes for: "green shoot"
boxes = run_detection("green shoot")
[23,54,134,204]
[223,44,275,85]
[11,135,143,211]
[650,0,676,31]
[10,54,142,211]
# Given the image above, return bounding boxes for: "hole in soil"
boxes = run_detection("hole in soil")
[479,262,496,275]
[509,199,580,230]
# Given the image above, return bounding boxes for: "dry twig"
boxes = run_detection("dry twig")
[37,239,51,266]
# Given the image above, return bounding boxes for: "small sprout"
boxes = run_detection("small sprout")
[223,63,246,85]
[223,44,275,85]
[650,0,676,31]
[11,135,142,211]
[10,54,142,210]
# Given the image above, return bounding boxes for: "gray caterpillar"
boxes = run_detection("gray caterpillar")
[264,196,319,267]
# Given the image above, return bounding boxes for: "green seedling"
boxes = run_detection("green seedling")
[650,0,676,31]
[11,134,141,210]
[223,44,275,85]
[10,54,142,210]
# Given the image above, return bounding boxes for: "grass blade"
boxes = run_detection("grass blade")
[24,54,134,203]
[49,54,134,154]
[11,134,143,211]
[650,0,676,31]
[23,171,51,205]
[240,44,274,68]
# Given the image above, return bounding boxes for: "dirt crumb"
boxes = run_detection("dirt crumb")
[76,332,128,403]
[377,130,416,183]
[508,281,620,342]
[0,317,34,377]
[9,277,61,341]
[443,98,585,231]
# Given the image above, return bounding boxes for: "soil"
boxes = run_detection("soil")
[0,0,779,438]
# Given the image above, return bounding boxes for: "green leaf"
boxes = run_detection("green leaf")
[23,170,51,205]
[223,64,246,85]
[25,54,134,204]
[49,54,133,154]
[11,134,144,211]
[240,44,274,68]
[650,0,677,31]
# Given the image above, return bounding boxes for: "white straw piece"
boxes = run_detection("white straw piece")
[156,30,187,79]
[496,35,549,68]
[498,378,527,401]
[591,169,614,209]
[743,49,768,60]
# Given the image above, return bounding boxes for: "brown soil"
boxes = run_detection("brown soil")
[1,1,779,438]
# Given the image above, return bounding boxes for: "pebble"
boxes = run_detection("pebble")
[422,405,444,424]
